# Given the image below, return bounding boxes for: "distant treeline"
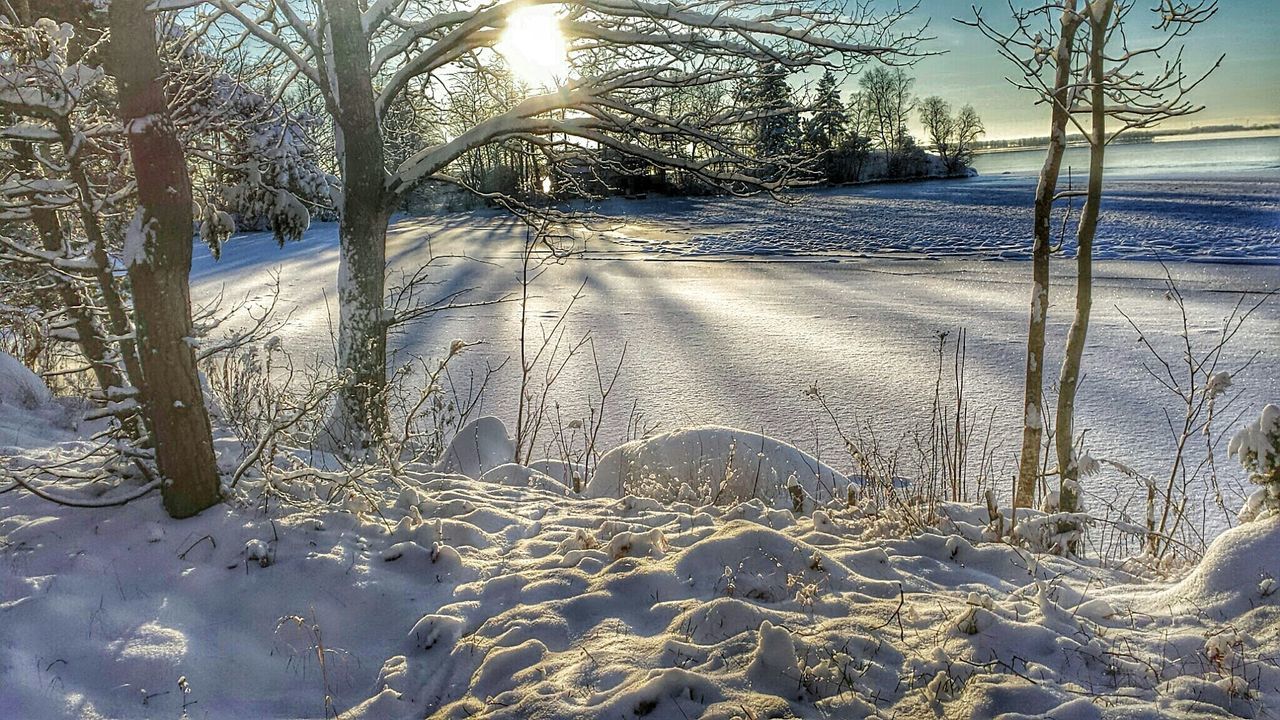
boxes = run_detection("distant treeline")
[974,122,1280,152]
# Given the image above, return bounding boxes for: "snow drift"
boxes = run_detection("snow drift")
[3,392,1279,718]
[583,425,852,508]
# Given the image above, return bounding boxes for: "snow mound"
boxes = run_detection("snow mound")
[528,458,581,490]
[0,350,50,409]
[583,425,851,507]
[434,416,515,477]
[479,463,571,495]
[1164,515,1280,615]
[676,519,894,602]
[0,351,79,451]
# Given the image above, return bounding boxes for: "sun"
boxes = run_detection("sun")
[496,4,570,88]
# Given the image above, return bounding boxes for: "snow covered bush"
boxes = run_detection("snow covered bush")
[156,30,335,248]
[1230,404,1280,522]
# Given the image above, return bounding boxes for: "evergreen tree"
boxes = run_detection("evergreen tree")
[805,70,848,152]
[746,63,802,159]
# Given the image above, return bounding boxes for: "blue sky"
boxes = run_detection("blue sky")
[896,0,1280,139]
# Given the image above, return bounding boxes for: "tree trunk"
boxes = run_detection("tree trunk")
[324,0,391,451]
[1055,0,1111,514]
[109,0,221,518]
[30,201,122,398]
[56,116,149,404]
[1014,4,1083,510]
[13,145,124,400]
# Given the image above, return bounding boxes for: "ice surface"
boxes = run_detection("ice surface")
[191,174,1279,539]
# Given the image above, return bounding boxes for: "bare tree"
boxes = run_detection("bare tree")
[953,104,984,169]
[1053,0,1220,514]
[917,96,954,165]
[968,1,1220,516]
[917,95,983,173]
[195,0,925,451]
[858,65,916,170]
[966,2,1085,511]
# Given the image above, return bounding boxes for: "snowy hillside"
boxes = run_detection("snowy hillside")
[3,368,1278,719]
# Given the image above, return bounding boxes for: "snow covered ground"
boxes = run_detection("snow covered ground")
[3,377,1279,719]
[4,169,1279,719]
[190,172,1280,540]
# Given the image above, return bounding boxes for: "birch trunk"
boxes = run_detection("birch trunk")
[1015,2,1083,510]
[109,0,221,518]
[1054,0,1111,514]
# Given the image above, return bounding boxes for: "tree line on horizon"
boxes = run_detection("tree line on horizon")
[411,64,987,206]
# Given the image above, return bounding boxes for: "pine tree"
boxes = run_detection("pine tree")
[805,70,847,152]
[748,63,802,159]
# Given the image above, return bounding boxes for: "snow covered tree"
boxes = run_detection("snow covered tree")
[805,69,847,153]
[805,69,850,182]
[190,82,335,244]
[970,0,1220,514]
[201,0,925,451]
[1232,405,1280,522]
[0,13,149,431]
[0,3,324,517]
[737,63,803,176]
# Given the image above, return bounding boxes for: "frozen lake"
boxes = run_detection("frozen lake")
[193,165,1280,539]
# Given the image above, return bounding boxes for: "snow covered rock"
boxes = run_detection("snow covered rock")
[583,425,851,507]
[434,416,515,478]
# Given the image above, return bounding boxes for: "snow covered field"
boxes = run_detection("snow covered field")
[191,172,1280,539]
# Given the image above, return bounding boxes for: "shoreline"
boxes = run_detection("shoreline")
[973,126,1280,155]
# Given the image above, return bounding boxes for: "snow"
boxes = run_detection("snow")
[0,349,50,409]
[434,415,516,478]
[1161,516,1280,617]
[5,430,1279,716]
[121,208,152,268]
[3,351,1280,719]
[584,425,852,508]
[0,351,80,452]
[191,173,1279,540]
[589,173,1280,261]
[8,162,1269,716]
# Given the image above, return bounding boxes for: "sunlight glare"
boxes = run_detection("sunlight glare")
[496,4,570,88]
